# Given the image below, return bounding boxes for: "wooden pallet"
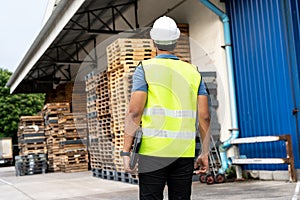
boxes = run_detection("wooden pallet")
[61,154,88,164]
[108,60,140,71]
[15,154,47,176]
[61,164,89,173]
[19,147,47,156]
[107,39,155,72]
[19,127,45,134]
[60,148,89,172]
[43,102,70,114]
[107,52,155,63]
[19,116,44,127]
[47,155,62,172]
[58,113,87,124]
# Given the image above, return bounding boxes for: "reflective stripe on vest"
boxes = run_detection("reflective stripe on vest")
[143,107,197,118]
[139,58,201,157]
[142,128,195,139]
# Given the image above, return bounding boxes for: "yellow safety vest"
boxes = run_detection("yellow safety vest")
[139,58,201,157]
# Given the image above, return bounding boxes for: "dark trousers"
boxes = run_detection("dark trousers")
[138,156,194,200]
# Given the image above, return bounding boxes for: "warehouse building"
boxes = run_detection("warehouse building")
[6,0,300,181]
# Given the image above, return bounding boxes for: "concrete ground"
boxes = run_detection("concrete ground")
[0,166,299,200]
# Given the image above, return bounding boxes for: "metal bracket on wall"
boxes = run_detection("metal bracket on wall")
[229,134,297,182]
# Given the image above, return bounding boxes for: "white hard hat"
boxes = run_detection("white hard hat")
[150,16,180,45]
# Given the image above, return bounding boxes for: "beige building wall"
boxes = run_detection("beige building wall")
[168,0,232,143]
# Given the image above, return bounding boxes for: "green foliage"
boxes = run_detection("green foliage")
[0,68,45,143]
[225,166,237,180]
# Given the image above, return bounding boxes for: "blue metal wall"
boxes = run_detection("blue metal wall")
[226,0,300,170]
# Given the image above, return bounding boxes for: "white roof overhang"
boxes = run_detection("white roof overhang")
[6,0,140,93]
[6,0,85,93]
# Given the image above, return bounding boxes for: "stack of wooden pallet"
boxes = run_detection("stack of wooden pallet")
[18,116,46,156]
[174,24,191,63]
[107,38,155,183]
[95,71,115,172]
[87,32,191,183]
[85,38,155,183]
[43,102,70,172]
[15,153,47,176]
[86,70,115,174]
[72,81,87,114]
[85,72,100,169]
[58,113,88,172]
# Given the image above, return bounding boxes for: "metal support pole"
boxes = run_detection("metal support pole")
[198,0,242,179]
[134,0,139,29]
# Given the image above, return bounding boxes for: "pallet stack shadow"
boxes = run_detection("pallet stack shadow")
[16,116,47,175]
[44,103,89,172]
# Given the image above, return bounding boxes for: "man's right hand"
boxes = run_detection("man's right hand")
[194,153,209,175]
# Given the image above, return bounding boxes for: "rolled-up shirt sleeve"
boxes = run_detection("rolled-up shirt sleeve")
[198,79,208,96]
[131,65,148,92]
